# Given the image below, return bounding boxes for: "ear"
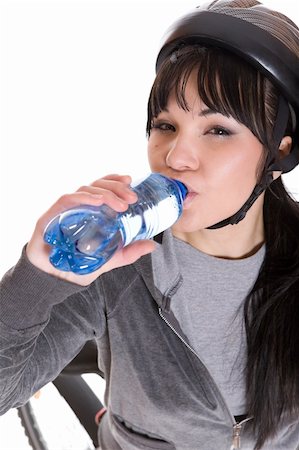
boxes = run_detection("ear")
[278,135,292,159]
[271,136,292,180]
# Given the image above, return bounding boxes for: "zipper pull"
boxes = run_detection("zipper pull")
[231,416,253,449]
[231,423,242,449]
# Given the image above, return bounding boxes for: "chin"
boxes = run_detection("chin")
[172,218,205,234]
[173,210,230,232]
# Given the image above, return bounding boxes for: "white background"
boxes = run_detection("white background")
[0,0,298,448]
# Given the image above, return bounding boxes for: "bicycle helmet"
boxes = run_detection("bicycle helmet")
[155,0,299,228]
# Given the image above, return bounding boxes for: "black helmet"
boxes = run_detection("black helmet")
[156,0,299,174]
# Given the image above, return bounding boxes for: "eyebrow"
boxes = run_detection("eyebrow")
[156,107,224,117]
[198,107,219,117]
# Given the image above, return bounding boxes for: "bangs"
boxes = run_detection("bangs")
[146,45,276,147]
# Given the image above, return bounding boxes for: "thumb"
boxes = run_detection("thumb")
[102,240,158,272]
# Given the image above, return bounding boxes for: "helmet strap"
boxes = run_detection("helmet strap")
[207,95,290,230]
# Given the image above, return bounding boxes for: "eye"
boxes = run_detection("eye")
[208,126,232,137]
[151,120,176,132]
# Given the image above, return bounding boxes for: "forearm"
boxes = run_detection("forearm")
[0,247,96,414]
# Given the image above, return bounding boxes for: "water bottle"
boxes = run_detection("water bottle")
[43,173,188,275]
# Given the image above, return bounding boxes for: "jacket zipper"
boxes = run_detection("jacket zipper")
[158,307,253,449]
[231,417,253,449]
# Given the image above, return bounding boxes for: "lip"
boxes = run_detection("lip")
[171,178,199,207]
[173,178,196,195]
[183,192,198,209]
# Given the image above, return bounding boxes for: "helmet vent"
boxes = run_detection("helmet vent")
[203,0,299,55]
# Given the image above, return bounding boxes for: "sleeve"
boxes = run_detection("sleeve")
[0,247,106,415]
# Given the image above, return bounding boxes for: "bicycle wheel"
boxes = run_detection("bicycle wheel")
[17,381,96,450]
[17,401,48,450]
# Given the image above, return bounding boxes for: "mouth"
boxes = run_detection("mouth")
[172,178,198,208]
[183,191,198,209]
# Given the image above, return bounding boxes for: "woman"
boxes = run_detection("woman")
[0,0,298,449]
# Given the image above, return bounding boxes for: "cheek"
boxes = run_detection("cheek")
[147,141,164,170]
[209,143,263,191]
[188,147,264,228]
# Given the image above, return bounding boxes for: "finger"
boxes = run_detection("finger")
[36,175,137,239]
[34,192,104,232]
[77,181,137,204]
[37,186,135,234]
[92,174,132,186]
[101,173,132,182]
[120,240,158,264]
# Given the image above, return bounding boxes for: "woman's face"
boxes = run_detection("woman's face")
[147,72,265,232]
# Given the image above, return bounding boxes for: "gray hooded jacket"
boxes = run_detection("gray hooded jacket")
[0,230,298,449]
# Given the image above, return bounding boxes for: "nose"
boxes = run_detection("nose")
[165,134,200,171]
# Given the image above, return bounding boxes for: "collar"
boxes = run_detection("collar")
[134,229,183,312]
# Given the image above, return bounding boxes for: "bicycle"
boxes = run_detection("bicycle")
[17,340,106,450]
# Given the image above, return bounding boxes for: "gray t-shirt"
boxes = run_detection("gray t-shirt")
[172,237,265,415]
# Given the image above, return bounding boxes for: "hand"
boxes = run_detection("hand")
[26,174,157,286]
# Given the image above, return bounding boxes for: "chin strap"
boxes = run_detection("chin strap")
[207,95,290,230]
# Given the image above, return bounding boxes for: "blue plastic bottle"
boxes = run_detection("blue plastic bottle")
[43,173,188,275]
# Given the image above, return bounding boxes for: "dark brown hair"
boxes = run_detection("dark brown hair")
[146,45,299,449]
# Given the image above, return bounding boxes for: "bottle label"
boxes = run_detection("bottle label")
[121,195,180,246]
[145,196,180,236]
[121,214,143,245]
